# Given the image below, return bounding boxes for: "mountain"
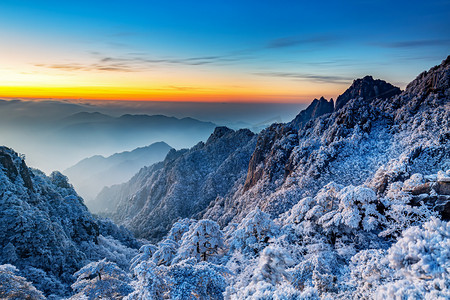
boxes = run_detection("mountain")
[0,110,216,173]
[1,57,449,299]
[205,57,449,225]
[95,127,257,241]
[64,141,172,209]
[289,96,334,129]
[102,56,449,242]
[334,75,402,110]
[0,146,140,298]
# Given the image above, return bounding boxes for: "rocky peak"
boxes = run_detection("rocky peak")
[289,96,334,129]
[335,75,401,111]
[0,146,33,191]
[206,126,235,145]
[404,55,450,99]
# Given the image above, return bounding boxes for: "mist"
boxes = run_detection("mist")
[0,98,306,174]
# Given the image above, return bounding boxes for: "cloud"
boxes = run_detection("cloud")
[255,71,352,84]
[266,35,338,49]
[101,54,240,66]
[373,39,450,48]
[34,53,244,73]
[35,62,137,72]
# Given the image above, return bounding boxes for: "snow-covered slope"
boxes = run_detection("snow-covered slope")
[96,127,257,241]
[0,146,140,298]
[204,56,450,225]
[64,141,172,209]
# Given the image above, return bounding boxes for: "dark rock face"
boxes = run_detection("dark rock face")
[244,97,334,191]
[244,124,298,191]
[206,126,235,144]
[404,55,450,100]
[335,75,401,111]
[0,148,34,192]
[408,174,450,221]
[290,97,334,129]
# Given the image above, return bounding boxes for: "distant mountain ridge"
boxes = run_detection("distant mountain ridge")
[0,110,216,172]
[64,141,172,208]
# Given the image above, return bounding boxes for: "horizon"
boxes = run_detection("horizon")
[1,0,449,103]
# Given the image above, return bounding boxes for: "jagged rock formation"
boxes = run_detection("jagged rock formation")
[289,96,334,129]
[244,97,334,192]
[0,147,139,298]
[95,127,257,241]
[335,75,401,111]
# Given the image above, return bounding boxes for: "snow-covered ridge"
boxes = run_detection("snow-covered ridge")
[204,55,449,225]
[0,146,140,298]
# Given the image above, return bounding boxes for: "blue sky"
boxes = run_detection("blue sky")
[0,0,449,102]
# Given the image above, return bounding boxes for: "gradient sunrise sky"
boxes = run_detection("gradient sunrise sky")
[0,0,449,103]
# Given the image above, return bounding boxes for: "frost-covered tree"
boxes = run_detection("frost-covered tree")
[317,185,383,233]
[290,242,339,293]
[125,261,166,300]
[347,249,391,299]
[70,259,132,300]
[229,208,279,255]
[0,264,45,300]
[165,259,228,300]
[173,220,224,263]
[379,173,438,238]
[376,218,450,299]
[166,218,195,242]
[152,239,178,266]
[129,244,158,270]
[228,246,316,300]
[252,246,293,285]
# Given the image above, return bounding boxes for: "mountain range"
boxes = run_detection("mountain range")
[0,110,216,172]
[64,141,172,209]
[0,56,449,299]
[96,56,450,242]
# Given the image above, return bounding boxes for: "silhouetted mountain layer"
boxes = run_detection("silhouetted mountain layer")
[64,142,172,208]
[0,111,216,172]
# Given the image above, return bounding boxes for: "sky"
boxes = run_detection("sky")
[0,0,449,103]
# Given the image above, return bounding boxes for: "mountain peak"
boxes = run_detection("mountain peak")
[206,126,235,144]
[404,55,450,99]
[335,76,401,111]
[289,96,334,129]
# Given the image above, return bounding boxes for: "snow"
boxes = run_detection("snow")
[1,56,449,298]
